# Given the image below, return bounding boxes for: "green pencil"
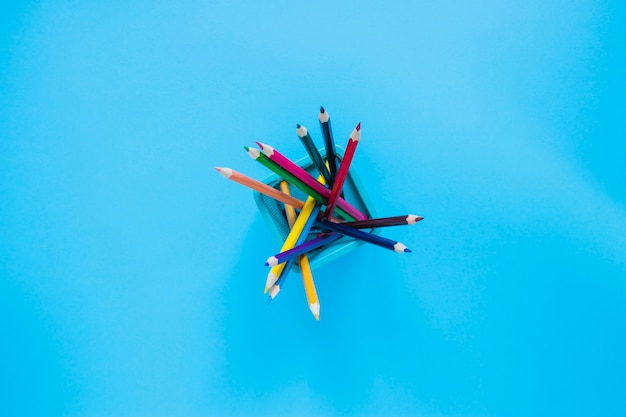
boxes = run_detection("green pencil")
[244,146,356,221]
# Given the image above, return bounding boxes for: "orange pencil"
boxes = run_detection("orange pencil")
[215,167,305,210]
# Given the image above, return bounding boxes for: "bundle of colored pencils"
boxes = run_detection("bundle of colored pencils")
[216,107,423,320]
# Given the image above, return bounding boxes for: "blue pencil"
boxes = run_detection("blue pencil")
[314,219,412,253]
[265,232,341,267]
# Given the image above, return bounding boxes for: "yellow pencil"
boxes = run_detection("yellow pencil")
[279,181,320,320]
[264,195,317,292]
[264,173,327,293]
[299,255,320,320]
[279,181,298,227]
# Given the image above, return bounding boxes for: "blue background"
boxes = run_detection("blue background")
[2,1,625,416]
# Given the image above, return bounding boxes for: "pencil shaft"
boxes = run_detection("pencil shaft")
[343,214,423,229]
[269,203,321,297]
[276,181,320,318]
[299,254,320,320]
[297,125,331,185]
[324,124,360,219]
[279,181,298,228]
[315,218,410,253]
[216,167,304,210]
[319,107,338,186]
[265,197,322,291]
[267,233,340,266]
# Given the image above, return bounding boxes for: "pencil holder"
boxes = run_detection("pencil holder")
[254,145,379,272]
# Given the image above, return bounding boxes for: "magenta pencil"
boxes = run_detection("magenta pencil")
[265,233,341,267]
[256,141,368,221]
[323,123,360,219]
[343,214,424,229]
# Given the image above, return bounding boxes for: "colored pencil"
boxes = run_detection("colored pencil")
[267,182,298,300]
[299,255,319,319]
[268,202,321,298]
[343,214,424,229]
[265,232,340,267]
[319,106,338,185]
[215,167,305,210]
[246,146,355,221]
[265,196,321,292]
[268,256,295,299]
[256,141,368,221]
[323,122,360,219]
[275,182,320,319]
[279,181,298,227]
[296,124,331,185]
[315,218,412,253]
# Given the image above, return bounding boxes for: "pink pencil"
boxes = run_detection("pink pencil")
[324,123,360,219]
[256,141,368,221]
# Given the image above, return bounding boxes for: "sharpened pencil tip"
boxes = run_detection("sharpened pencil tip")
[263,286,269,294]
[215,167,233,178]
[256,141,264,149]
[393,242,409,253]
[407,214,424,224]
[264,262,269,266]
[270,285,280,299]
[320,106,325,113]
[356,122,361,131]
[404,248,412,253]
[296,123,301,128]
[243,145,249,151]
[296,124,308,138]
[310,303,320,319]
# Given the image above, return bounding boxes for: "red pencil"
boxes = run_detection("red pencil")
[324,122,360,219]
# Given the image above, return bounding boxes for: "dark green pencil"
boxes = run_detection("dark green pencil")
[296,124,332,185]
[319,106,338,185]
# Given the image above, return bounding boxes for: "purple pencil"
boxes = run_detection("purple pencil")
[265,233,341,267]
[256,141,368,221]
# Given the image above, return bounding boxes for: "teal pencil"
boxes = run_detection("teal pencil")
[319,106,338,184]
[296,124,332,185]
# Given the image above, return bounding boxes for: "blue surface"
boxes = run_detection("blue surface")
[1,1,625,416]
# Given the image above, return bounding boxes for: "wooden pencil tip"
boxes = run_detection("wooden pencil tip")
[215,167,233,178]
[407,214,424,224]
[243,145,249,151]
[296,123,301,128]
[255,141,264,149]
[310,303,320,319]
[320,106,325,113]
[356,122,361,131]
[263,286,269,294]
[404,248,412,253]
